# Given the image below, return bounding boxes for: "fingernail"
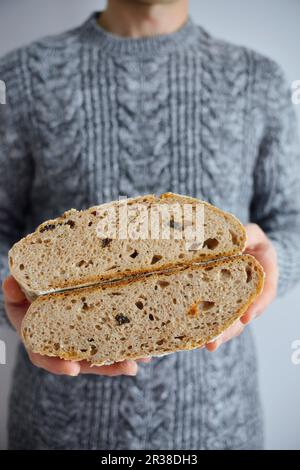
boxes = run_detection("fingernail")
[69,363,80,376]
[126,360,138,376]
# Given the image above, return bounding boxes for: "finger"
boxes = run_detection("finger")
[4,301,29,334]
[241,248,277,324]
[206,321,244,351]
[240,304,257,325]
[240,285,275,324]
[244,223,267,249]
[28,351,81,376]
[79,359,138,376]
[2,276,28,305]
[205,338,222,352]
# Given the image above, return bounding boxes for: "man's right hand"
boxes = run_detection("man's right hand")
[2,276,149,377]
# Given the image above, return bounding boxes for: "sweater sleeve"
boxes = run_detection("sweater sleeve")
[0,49,34,328]
[250,59,300,296]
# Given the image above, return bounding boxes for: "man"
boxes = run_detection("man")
[0,0,299,450]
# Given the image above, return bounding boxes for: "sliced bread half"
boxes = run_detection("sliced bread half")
[9,193,246,299]
[21,254,264,366]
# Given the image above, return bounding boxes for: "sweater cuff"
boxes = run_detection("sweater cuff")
[270,239,293,297]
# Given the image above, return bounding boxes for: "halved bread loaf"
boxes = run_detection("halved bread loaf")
[9,193,246,299]
[21,255,264,366]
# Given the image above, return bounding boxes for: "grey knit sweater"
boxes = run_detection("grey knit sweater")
[1,12,300,450]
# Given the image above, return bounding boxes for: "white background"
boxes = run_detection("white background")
[0,0,300,450]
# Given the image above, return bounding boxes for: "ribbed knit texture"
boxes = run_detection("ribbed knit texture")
[1,12,300,449]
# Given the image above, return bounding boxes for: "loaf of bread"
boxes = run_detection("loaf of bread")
[9,193,246,300]
[22,255,264,365]
[9,192,264,364]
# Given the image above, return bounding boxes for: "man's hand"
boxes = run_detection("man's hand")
[2,276,150,376]
[206,223,278,352]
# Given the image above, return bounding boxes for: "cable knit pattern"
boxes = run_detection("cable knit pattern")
[1,12,300,449]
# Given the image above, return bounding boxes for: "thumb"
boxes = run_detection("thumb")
[2,276,28,304]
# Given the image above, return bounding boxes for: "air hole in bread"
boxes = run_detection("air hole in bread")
[199,301,215,311]
[40,224,56,233]
[95,325,101,330]
[151,254,163,265]
[135,301,144,310]
[90,346,98,355]
[9,257,13,267]
[157,280,170,288]
[229,230,239,246]
[203,238,219,250]
[54,343,60,351]
[130,250,139,258]
[88,221,93,227]
[246,266,252,283]
[76,260,86,268]
[149,314,154,321]
[157,339,165,345]
[80,348,88,353]
[205,266,213,272]
[101,238,112,248]
[19,264,25,271]
[178,253,185,259]
[66,220,75,228]
[175,335,186,340]
[220,268,231,280]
